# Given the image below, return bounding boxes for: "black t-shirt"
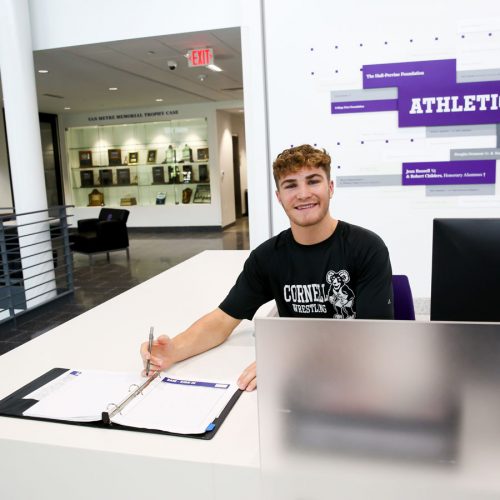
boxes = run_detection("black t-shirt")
[219,221,393,320]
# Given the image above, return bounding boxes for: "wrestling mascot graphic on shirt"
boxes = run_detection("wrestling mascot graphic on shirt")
[326,270,356,319]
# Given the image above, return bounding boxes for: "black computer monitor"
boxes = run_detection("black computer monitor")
[431,218,500,322]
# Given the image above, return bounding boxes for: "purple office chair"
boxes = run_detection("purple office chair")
[392,275,416,320]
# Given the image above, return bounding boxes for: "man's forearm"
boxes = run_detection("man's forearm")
[170,308,241,363]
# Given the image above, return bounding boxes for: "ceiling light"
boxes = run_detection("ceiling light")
[147,50,156,55]
[38,69,49,74]
[64,106,71,110]
[206,64,222,72]
[155,98,164,102]
[198,74,207,82]
[108,87,118,91]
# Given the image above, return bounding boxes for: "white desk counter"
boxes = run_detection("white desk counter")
[0,250,265,500]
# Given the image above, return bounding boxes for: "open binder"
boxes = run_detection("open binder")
[0,368,242,440]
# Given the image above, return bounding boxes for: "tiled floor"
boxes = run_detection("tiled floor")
[0,218,249,355]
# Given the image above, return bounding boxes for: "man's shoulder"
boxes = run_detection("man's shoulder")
[243,229,290,275]
[338,220,387,249]
[253,228,291,255]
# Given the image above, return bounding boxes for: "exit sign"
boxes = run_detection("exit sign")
[187,48,214,67]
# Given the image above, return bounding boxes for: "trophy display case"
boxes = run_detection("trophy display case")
[66,117,211,208]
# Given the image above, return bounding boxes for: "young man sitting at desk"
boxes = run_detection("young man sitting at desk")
[141,144,394,391]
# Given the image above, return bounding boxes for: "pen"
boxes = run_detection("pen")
[146,326,154,375]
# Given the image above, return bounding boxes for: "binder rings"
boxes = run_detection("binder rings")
[0,368,242,440]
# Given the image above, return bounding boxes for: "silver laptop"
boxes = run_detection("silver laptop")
[255,317,500,500]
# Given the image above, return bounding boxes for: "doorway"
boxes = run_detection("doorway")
[232,134,242,218]
[39,113,64,206]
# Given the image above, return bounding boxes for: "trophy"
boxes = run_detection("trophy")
[165,145,176,163]
[181,144,193,163]
[182,165,192,183]
[182,187,193,204]
[88,189,104,206]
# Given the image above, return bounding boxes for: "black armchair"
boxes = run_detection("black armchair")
[70,208,130,263]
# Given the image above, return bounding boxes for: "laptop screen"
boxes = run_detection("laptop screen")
[255,317,500,499]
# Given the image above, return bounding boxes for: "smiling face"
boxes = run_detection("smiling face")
[275,166,334,230]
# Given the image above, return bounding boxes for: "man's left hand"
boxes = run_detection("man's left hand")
[237,361,256,391]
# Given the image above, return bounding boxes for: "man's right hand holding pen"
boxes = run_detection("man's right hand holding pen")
[141,334,175,376]
[139,308,257,391]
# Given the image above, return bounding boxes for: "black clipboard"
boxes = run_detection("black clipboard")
[0,368,242,440]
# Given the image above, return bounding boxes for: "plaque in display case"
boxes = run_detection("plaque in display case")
[99,169,113,186]
[108,149,122,166]
[193,184,211,204]
[88,189,104,206]
[182,165,192,183]
[147,150,157,163]
[79,150,93,167]
[152,166,165,184]
[198,164,209,182]
[182,187,193,204]
[128,152,139,164]
[117,168,131,185]
[120,195,137,206]
[80,170,94,187]
[197,148,209,161]
[181,144,193,162]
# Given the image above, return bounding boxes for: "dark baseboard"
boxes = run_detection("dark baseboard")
[128,226,223,233]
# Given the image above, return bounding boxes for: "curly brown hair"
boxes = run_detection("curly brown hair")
[272,144,331,188]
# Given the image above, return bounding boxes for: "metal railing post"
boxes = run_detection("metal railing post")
[59,205,74,293]
[0,220,15,319]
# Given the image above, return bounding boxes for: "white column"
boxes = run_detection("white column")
[0,0,55,308]
[241,0,273,247]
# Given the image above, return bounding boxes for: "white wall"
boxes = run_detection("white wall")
[216,110,236,227]
[28,0,243,50]
[0,116,13,208]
